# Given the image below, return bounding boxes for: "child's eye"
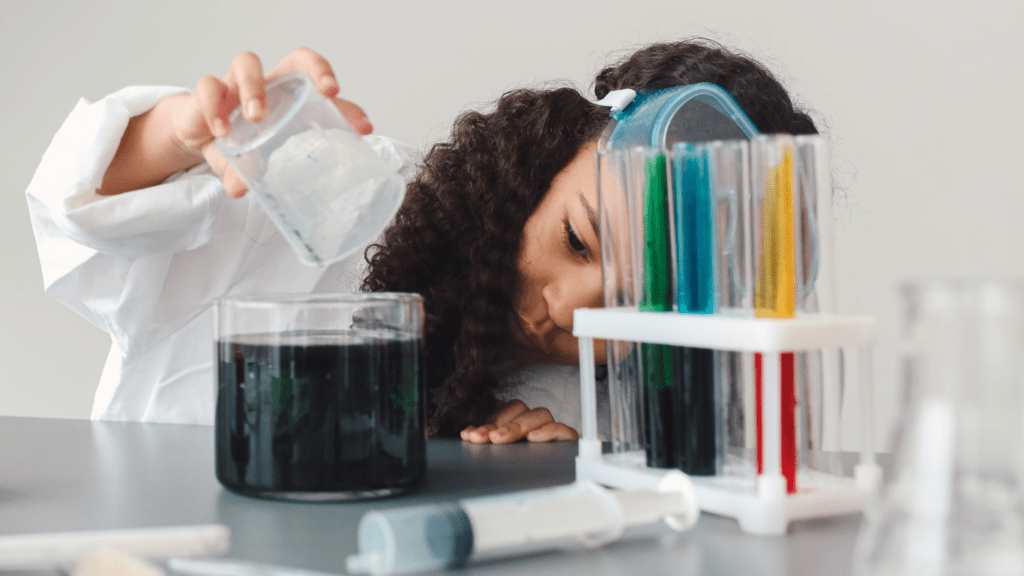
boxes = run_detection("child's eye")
[565,220,590,259]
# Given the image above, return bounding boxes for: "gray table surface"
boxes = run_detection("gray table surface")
[0,416,868,575]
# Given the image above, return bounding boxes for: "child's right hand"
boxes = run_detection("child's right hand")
[99,48,373,198]
[460,400,580,444]
[172,48,373,198]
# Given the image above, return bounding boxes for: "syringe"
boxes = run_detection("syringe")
[345,475,698,575]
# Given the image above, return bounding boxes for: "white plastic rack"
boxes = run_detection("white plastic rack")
[574,307,883,535]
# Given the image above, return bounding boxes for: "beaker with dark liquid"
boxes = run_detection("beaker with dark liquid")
[213,293,426,501]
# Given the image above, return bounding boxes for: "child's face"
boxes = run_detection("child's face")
[513,141,607,366]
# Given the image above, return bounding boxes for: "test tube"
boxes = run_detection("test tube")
[793,135,843,480]
[638,147,676,469]
[670,142,718,475]
[750,134,799,493]
[674,142,715,316]
[708,140,756,482]
[597,147,648,456]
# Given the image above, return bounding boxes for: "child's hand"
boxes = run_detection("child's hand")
[167,47,372,198]
[460,400,579,444]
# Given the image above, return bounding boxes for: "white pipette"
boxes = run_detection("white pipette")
[346,476,698,575]
[0,524,229,569]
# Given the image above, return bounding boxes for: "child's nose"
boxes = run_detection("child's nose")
[543,269,604,330]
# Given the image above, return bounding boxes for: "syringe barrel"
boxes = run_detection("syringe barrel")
[347,481,698,575]
[346,504,471,576]
[463,480,693,556]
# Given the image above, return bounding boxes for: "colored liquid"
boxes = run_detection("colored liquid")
[754,148,798,492]
[641,154,673,315]
[675,145,715,315]
[642,342,675,468]
[755,148,796,319]
[215,330,426,500]
[640,154,676,469]
[755,352,798,493]
[671,146,718,475]
[671,347,717,475]
[639,153,719,474]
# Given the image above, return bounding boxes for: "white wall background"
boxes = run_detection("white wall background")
[2,0,1022,450]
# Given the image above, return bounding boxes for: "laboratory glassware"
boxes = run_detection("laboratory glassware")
[216,71,406,266]
[853,278,1024,575]
[578,130,879,535]
[213,292,425,501]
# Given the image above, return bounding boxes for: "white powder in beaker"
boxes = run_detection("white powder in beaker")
[261,124,397,262]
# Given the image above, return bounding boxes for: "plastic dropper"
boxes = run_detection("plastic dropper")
[346,477,697,575]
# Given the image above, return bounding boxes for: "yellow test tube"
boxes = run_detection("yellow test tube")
[754,144,795,319]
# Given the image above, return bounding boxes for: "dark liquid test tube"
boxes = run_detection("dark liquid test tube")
[671,145,718,475]
[640,153,676,469]
[671,347,717,474]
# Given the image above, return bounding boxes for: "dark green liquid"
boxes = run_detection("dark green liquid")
[639,152,718,475]
[642,342,675,469]
[671,347,717,475]
[215,330,426,500]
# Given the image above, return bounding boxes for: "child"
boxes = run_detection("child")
[26,39,817,441]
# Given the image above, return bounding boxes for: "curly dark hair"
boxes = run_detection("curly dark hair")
[362,38,819,437]
[596,39,818,135]
[362,88,609,436]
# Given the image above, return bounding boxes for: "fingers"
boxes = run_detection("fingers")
[225,51,266,123]
[459,400,580,444]
[491,400,531,427]
[190,88,248,198]
[190,76,233,140]
[183,48,368,200]
[460,400,528,444]
[269,48,372,134]
[221,168,248,198]
[493,403,579,443]
[490,406,557,444]
[191,51,265,145]
[200,142,248,198]
[334,97,373,135]
[526,422,579,442]
[461,423,497,444]
[269,47,340,98]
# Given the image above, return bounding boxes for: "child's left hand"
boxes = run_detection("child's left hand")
[460,400,579,444]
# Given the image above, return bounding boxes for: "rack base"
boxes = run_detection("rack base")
[577,451,882,535]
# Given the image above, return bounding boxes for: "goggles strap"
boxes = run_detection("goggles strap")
[592,89,636,114]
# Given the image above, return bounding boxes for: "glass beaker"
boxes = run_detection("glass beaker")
[213,292,426,501]
[853,278,1024,575]
[216,71,406,267]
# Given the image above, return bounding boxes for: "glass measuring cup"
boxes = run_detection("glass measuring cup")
[216,71,406,266]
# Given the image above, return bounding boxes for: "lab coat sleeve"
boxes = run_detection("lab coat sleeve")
[27,84,421,424]
[25,85,229,335]
[26,84,421,340]
[26,85,224,266]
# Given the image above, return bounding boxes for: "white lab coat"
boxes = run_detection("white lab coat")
[26,85,587,431]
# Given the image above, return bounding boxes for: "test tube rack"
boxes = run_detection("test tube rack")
[573,307,883,535]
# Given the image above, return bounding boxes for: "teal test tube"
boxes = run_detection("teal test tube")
[674,142,715,315]
[669,142,717,475]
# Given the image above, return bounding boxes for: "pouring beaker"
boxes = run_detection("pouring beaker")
[216,71,406,266]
